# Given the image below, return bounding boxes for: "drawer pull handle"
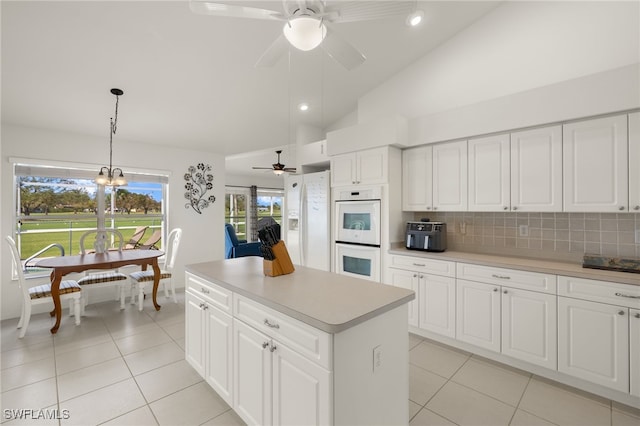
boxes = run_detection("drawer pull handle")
[264,319,280,329]
[413,263,426,267]
[201,287,210,294]
[615,292,640,299]
[492,274,511,280]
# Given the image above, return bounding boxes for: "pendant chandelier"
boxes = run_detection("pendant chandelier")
[96,88,127,186]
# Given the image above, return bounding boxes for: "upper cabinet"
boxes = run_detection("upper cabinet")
[510,125,563,212]
[402,145,432,211]
[468,134,510,211]
[330,146,388,186]
[563,115,628,212]
[629,112,640,212]
[432,141,467,211]
[297,140,329,172]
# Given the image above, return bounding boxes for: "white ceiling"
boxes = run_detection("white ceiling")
[2,0,501,174]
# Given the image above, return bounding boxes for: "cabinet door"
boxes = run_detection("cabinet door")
[388,268,419,327]
[206,306,233,406]
[631,309,640,397]
[357,147,387,185]
[510,125,562,212]
[185,291,206,377]
[330,153,356,186]
[420,274,456,338]
[629,112,640,212]
[456,279,500,352]
[272,342,332,426]
[402,146,432,211]
[468,134,510,211]
[563,115,628,212]
[233,319,273,426]
[433,141,468,211]
[501,288,557,370]
[558,297,629,392]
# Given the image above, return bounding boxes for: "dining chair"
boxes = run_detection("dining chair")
[137,229,162,250]
[6,236,82,338]
[78,229,129,310]
[129,228,182,311]
[124,225,148,249]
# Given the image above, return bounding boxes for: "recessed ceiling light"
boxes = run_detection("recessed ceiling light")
[407,10,424,27]
[298,103,309,112]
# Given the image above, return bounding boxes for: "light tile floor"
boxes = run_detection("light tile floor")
[1,292,639,426]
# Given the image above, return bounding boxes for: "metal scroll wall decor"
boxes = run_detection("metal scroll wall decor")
[184,163,216,214]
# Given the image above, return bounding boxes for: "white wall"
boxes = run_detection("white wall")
[357,1,640,142]
[1,124,226,320]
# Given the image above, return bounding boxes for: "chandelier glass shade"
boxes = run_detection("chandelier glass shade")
[283,16,326,51]
[96,88,127,186]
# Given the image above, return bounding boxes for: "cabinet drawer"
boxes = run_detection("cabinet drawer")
[186,272,232,314]
[389,254,455,277]
[233,294,332,370]
[456,263,556,294]
[558,276,640,309]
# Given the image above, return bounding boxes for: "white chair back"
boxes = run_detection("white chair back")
[164,228,182,271]
[5,236,30,305]
[79,229,124,254]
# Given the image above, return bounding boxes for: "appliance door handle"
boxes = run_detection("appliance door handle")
[299,181,306,266]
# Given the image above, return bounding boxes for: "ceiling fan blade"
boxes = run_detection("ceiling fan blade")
[252,167,274,170]
[325,1,415,24]
[189,1,284,20]
[255,34,288,68]
[321,26,366,70]
[283,168,297,172]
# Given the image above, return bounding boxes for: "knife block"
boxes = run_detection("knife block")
[263,240,295,277]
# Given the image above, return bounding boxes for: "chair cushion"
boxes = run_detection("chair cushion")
[29,280,81,299]
[129,270,171,283]
[78,272,128,285]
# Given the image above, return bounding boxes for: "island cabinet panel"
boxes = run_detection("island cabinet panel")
[631,309,640,398]
[185,258,413,426]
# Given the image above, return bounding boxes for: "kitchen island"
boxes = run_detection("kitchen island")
[185,256,415,426]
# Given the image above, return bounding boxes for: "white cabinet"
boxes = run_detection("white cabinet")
[297,140,329,168]
[432,140,467,211]
[468,134,510,211]
[557,297,629,392]
[456,263,557,366]
[185,274,234,405]
[563,115,629,212]
[557,275,640,393]
[402,146,432,211]
[631,309,640,398]
[501,287,557,370]
[387,255,455,336]
[456,279,501,352]
[330,147,388,186]
[629,112,640,212]
[510,125,563,212]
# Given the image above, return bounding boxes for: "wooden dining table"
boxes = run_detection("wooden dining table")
[36,249,164,334]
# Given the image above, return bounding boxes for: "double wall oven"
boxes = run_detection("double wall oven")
[334,186,382,282]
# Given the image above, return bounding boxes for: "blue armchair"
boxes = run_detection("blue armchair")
[224,223,262,259]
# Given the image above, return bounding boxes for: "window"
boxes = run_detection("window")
[13,160,168,276]
[225,187,283,242]
[257,190,283,225]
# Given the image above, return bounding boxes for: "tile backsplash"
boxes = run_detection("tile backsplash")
[413,212,640,263]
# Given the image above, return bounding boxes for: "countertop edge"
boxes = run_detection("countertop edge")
[388,246,640,286]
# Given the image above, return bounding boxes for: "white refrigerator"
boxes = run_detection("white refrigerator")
[284,171,331,271]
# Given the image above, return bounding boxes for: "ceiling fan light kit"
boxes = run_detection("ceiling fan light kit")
[283,16,326,51]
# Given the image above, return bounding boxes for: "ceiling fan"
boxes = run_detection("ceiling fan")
[253,150,297,175]
[189,0,416,70]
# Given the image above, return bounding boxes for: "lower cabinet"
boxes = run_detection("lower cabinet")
[233,319,331,426]
[455,279,501,352]
[631,309,640,398]
[387,268,419,327]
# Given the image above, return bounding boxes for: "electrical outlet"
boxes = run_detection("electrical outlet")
[373,345,382,373]
[518,225,529,237]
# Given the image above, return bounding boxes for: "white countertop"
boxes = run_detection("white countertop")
[185,256,415,333]
[389,245,640,286]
